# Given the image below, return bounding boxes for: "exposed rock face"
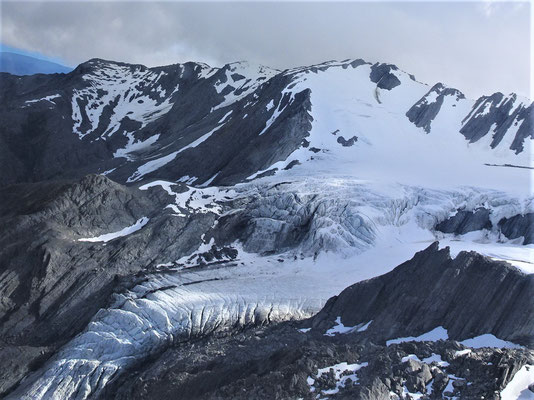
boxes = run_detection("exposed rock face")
[499,213,534,245]
[369,62,401,90]
[404,83,532,154]
[336,135,358,147]
[435,207,492,235]
[106,321,533,400]
[0,175,216,395]
[0,58,315,187]
[434,207,534,245]
[406,83,465,133]
[460,93,532,153]
[311,243,534,346]
[510,103,534,153]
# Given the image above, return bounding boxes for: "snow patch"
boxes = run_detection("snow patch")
[78,217,149,243]
[198,172,220,188]
[324,317,372,336]
[460,334,522,349]
[25,94,61,104]
[454,349,472,357]
[114,134,160,161]
[72,62,178,139]
[401,354,421,363]
[501,365,534,400]
[308,361,368,396]
[402,386,424,399]
[127,121,227,182]
[422,353,449,367]
[386,327,449,346]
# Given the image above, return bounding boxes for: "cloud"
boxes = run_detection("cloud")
[0,1,530,98]
[480,0,527,18]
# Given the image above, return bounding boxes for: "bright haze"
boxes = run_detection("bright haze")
[0,0,530,99]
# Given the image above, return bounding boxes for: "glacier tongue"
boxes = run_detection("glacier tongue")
[10,260,325,400]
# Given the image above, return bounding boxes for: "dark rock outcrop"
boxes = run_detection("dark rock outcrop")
[106,306,533,400]
[369,63,401,90]
[336,135,358,147]
[499,213,534,244]
[510,103,533,153]
[460,93,532,153]
[311,243,534,346]
[0,59,314,188]
[111,327,531,400]
[406,83,465,133]
[435,208,492,235]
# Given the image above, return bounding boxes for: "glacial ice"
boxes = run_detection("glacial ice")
[13,176,534,399]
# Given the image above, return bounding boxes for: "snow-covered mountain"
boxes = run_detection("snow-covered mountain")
[0,57,533,400]
[1,57,531,189]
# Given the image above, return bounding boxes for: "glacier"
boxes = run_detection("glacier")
[9,175,533,399]
[1,55,533,399]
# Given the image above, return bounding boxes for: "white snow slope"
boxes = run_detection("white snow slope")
[250,60,532,196]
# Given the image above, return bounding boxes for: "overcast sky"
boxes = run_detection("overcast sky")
[1,1,531,99]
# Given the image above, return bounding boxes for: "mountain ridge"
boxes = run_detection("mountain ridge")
[0,52,72,75]
[1,55,532,192]
[73,56,531,102]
